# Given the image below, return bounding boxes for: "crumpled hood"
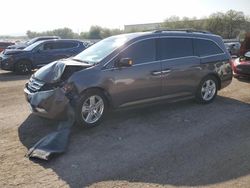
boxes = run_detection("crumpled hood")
[3,49,27,55]
[33,59,92,83]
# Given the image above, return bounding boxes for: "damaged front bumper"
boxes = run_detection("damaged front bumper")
[24,86,70,119]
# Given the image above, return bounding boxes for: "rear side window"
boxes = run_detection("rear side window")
[60,42,79,49]
[157,38,193,60]
[120,39,156,65]
[194,39,224,57]
[43,41,78,50]
[53,42,74,50]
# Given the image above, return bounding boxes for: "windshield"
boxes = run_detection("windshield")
[26,38,38,45]
[24,41,43,51]
[72,35,133,64]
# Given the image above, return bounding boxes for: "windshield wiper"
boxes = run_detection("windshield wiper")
[71,58,89,64]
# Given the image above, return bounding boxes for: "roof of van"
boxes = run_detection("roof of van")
[112,30,223,46]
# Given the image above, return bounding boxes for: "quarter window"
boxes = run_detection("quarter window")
[157,38,193,60]
[194,39,223,57]
[119,39,156,65]
[42,42,78,51]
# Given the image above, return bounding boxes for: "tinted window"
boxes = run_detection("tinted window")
[194,39,223,57]
[53,42,65,50]
[54,42,78,49]
[43,42,54,50]
[63,42,78,48]
[157,38,193,60]
[119,39,156,65]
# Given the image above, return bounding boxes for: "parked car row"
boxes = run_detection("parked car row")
[6,36,61,50]
[0,39,87,74]
[0,42,15,52]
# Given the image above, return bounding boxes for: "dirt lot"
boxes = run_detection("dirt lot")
[0,69,250,188]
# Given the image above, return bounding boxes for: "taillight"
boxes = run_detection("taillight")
[229,59,238,73]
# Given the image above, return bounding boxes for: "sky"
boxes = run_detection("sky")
[1,0,250,36]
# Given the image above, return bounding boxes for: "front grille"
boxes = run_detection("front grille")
[27,77,45,93]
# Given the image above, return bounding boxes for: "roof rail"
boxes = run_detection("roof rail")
[153,28,211,34]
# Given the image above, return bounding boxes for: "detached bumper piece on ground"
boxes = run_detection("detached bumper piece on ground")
[25,90,75,160]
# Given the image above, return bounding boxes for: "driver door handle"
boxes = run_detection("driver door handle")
[162,69,172,74]
[151,71,162,76]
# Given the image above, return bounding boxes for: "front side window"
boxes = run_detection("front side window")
[119,39,156,65]
[194,39,223,57]
[157,38,193,60]
[43,42,55,50]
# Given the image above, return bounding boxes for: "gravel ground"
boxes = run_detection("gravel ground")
[0,69,250,188]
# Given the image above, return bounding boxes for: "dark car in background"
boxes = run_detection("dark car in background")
[24,30,233,128]
[0,42,15,52]
[224,42,241,57]
[7,36,60,50]
[0,39,86,74]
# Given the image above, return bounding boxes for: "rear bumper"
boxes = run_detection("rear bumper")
[220,69,233,90]
[221,78,232,89]
[24,86,70,119]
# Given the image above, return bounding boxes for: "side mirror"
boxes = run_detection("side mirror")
[115,58,133,68]
[244,51,250,58]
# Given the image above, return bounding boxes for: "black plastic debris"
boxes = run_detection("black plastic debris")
[26,105,75,160]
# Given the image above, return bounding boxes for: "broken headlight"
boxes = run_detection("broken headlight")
[62,82,75,93]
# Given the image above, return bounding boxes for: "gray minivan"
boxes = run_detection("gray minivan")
[24,30,233,127]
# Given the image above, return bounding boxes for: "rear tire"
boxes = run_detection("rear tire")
[75,89,108,128]
[195,75,218,104]
[15,60,32,75]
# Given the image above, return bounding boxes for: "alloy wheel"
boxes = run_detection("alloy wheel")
[81,95,104,124]
[201,79,216,101]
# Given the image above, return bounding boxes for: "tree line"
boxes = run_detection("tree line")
[26,26,124,40]
[26,10,250,40]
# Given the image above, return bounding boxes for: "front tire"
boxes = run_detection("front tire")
[15,60,32,74]
[195,75,218,104]
[75,90,108,128]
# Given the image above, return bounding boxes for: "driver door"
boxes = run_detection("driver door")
[104,38,162,107]
[32,42,56,67]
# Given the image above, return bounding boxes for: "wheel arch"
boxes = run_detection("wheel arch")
[204,73,221,90]
[15,58,33,68]
[79,87,113,108]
